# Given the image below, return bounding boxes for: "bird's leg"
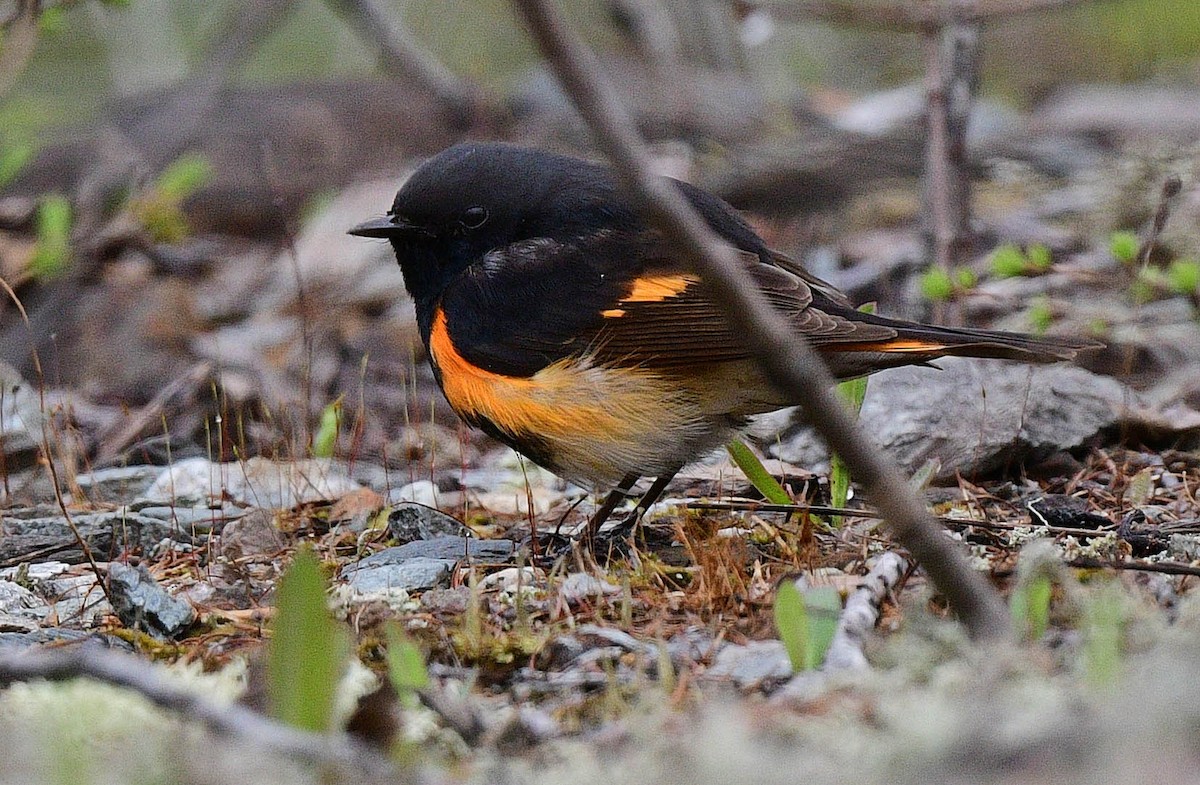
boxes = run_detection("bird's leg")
[619,467,681,532]
[582,473,639,545]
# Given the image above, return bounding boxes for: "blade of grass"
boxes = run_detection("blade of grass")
[727,439,791,505]
[829,305,874,526]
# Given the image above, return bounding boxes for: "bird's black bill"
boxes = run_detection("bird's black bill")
[348,215,416,238]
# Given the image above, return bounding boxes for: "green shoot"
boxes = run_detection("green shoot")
[1082,585,1125,689]
[130,153,214,243]
[385,623,430,696]
[990,243,1027,278]
[268,547,349,731]
[38,6,66,33]
[312,395,343,458]
[30,194,73,280]
[919,267,955,301]
[991,243,1053,279]
[1109,230,1139,265]
[1027,296,1054,335]
[1166,259,1200,295]
[0,140,33,189]
[1010,574,1052,642]
[727,439,791,504]
[1026,243,1053,271]
[920,266,977,301]
[774,581,840,671]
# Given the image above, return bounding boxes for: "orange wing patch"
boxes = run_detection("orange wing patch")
[623,274,698,303]
[599,274,696,319]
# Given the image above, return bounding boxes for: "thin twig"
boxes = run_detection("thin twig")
[324,0,477,117]
[922,6,980,305]
[1136,174,1183,267]
[510,0,1011,641]
[0,647,394,778]
[683,499,1117,539]
[0,276,112,605]
[1065,557,1200,578]
[749,0,1109,31]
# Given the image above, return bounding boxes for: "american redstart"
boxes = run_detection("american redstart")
[351,143,1099,537]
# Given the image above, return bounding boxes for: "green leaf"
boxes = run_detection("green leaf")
[386,623,430,692]
[1010,574,1052,641]
[1166,259,1200,295]
[919,267,954,301]
[727,439,790,505]
[990,243,1027,278]
[268,547,348,732]
[954,266,977,289]
[803,586,841,668]
[774,582,840,671]
[774,581,809,671]
[1109,230,1139,264]
[312,396,343,458]
[30,194,72,280]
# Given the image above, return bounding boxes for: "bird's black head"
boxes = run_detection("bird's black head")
[350,143,629,317]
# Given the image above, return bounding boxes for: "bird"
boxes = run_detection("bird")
[350,142,1099,542]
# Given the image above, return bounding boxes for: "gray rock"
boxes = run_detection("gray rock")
[339,536,515,593]
[219,509,286,561]
[0,628,132,650]
[366,536,515,565]
[0,580,49,622]
[387,480,440,507]
[387,503,468,543]
[70,465,165,502]
[0,361,48,473]
[344,557,452,593]
[0,511,194,565]
[705,640,793,689]
[132,505,237,532]
[767,358,1164,483]
[143,457,364,509]
[107,562,196,638]
[45,574,111,628]
[559,573,621,605]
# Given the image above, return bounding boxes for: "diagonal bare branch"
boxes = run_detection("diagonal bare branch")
[509,0,1011,641]
[747,0,1111,32]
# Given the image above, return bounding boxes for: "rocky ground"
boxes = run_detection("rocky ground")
[2,78,1200,783]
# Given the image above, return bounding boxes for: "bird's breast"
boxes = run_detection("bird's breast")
[426,307,715,484]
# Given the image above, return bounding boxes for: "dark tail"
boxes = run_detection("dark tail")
[846,320,1103,363]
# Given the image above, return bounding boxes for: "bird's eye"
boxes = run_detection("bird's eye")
[461,206,489,229]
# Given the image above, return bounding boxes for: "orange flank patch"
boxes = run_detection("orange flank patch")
[833,339,948,353]
[427,309,688,477]
[601,308,626,318]
[622,274,697,303]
